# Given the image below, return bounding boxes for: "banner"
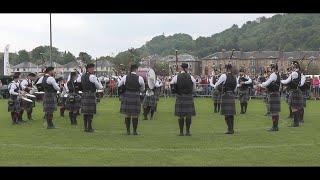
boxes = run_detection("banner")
[3,44,10,76]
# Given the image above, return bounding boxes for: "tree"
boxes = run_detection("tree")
[62,51,76,64]
[17,50,30,64]
[78,52,92,64]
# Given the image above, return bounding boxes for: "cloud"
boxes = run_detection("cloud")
[0,13,276,58]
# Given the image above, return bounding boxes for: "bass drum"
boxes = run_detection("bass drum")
[136,68,156,89]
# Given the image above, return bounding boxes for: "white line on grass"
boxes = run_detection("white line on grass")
[0,143,319,152]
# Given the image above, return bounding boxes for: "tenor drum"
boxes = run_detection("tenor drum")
[137,68,156,89]
[35,91,45,101]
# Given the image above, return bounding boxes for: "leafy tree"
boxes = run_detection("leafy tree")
[78,52,92,64]
[17,50,30,64]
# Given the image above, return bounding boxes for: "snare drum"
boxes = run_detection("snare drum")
[26,94,36,107]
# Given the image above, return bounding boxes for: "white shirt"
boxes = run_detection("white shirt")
[8,81,20,96]
[118,72,145,92]
[281,70,299,85]
[213,73,237,91]
[236,75,252,87]
[155,79,163,88]
[86,74,104,90]
[170,72,196,91]
[300,74,306,87]
[36,74,60,91]
[19,79,32,91]
[68,73,82,83]
[260,72,278,88]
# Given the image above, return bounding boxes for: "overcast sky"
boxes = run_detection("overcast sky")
[0,13,276,58]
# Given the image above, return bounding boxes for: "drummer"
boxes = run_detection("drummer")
[19,73,37,121]
[8,72,23,125]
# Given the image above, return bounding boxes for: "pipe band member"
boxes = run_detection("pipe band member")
[210,71,222,113]
[65,71,82,126]
[237,68,252,114]
[213,64,237,134]
[36,67,61,129]
[281,61,303,127]
[19,73,36,121]
[170,63,196,136]
[56,77,67,117]
[142,79,161,120]
[260,63,281,131]
[118,64,145,135]
[80,63,103,133]
[8,72,22,125]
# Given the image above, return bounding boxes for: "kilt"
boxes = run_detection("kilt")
[120,91,141,116]
[81,92,97,114]
[8,97,21,112]
[154,88,160,101]
[301,90,307,108]
[289,89,303,109]
[43,93,57,113]
[143,95,156,110]
[65,93,81,112]
[58,97,66,107]
[21,98,33,111]
[238,88,250,103]
[268,92,281,113]
[264,92,270,104]
[174,94,196,117]
[212,89,222,103]
[220,92,236,115]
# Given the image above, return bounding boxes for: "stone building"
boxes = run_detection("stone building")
[201,50,320,76]
[164,53,200,75]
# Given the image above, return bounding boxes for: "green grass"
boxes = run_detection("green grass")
[0,97,319,166]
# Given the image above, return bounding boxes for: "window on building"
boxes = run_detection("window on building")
[250,60,256,66]
[17,68,19,71]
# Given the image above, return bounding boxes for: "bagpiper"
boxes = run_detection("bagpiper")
[8,72,22,125]
[237,68,252,114]
[19,73,37,121]
[213,64,237,134]
[170,63,196,136]
[259,63,281,131]
[281,61,303,127]
[65,71,82,125]
[80,63,103,133]
[118,64,145,135]
[36,67,61,129]
[142,72,161,120]
[210,71,222,113]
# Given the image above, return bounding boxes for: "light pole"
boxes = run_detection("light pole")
[49,13,52,67]
[175,49,178,72]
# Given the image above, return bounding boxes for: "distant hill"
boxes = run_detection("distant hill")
[121,13,320,59]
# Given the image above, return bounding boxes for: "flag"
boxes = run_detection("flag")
[3,44,10,76]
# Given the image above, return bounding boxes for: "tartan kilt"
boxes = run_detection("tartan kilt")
[301,90,307,108]
[57,97,66,107]
[268,92,281,113]
[20,98,33,111]
[175,94,196,117]
[43,93,57,113]
[289,89,303,109]
[120,91,141,116]
[238,89,250,103]
[143,95,156,110]
[220,92,236,115]
[154,89,160,101]
[212,89,222,102]
[65,93,81,112]
[8,97,21,112]
[81,92,97,114]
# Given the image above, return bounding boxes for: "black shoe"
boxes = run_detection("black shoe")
[87,129,95,133]
[178,133,184,136]
[126,131,131,135]
[133,132,139,135]
[268,127,278,132]
[143,117,148,120]
[288,124,299,127]
[84,129,88,132]
[225,130,234,134]
[240,112,245,114]
[47,125,56,129]
[185,132,191,136]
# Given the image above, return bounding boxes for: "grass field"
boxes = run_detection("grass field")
[0,97,319,166]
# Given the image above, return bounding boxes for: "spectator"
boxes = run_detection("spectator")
[312,76,320,100]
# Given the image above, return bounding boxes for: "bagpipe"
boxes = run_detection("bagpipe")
[137,67,157,100]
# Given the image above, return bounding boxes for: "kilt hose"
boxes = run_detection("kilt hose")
[212,89,222,103]
[81,92,97,115]
[268,92,281,114]
[143,95,156,110]
[43,93,57,113]
[220,92,236,116]
[289,89,303,110]
[120,91,141,117]
[174,94,196,117]
[238,89,250,103]
[8,97,21,112]
[65,93,82,112]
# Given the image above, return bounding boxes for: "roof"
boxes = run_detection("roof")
[95,59,113,67]
[164,53,199,62]
[40,61,62,68]
[202,51,320,60]
[12,62,37,68]
[63,61,81,68]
